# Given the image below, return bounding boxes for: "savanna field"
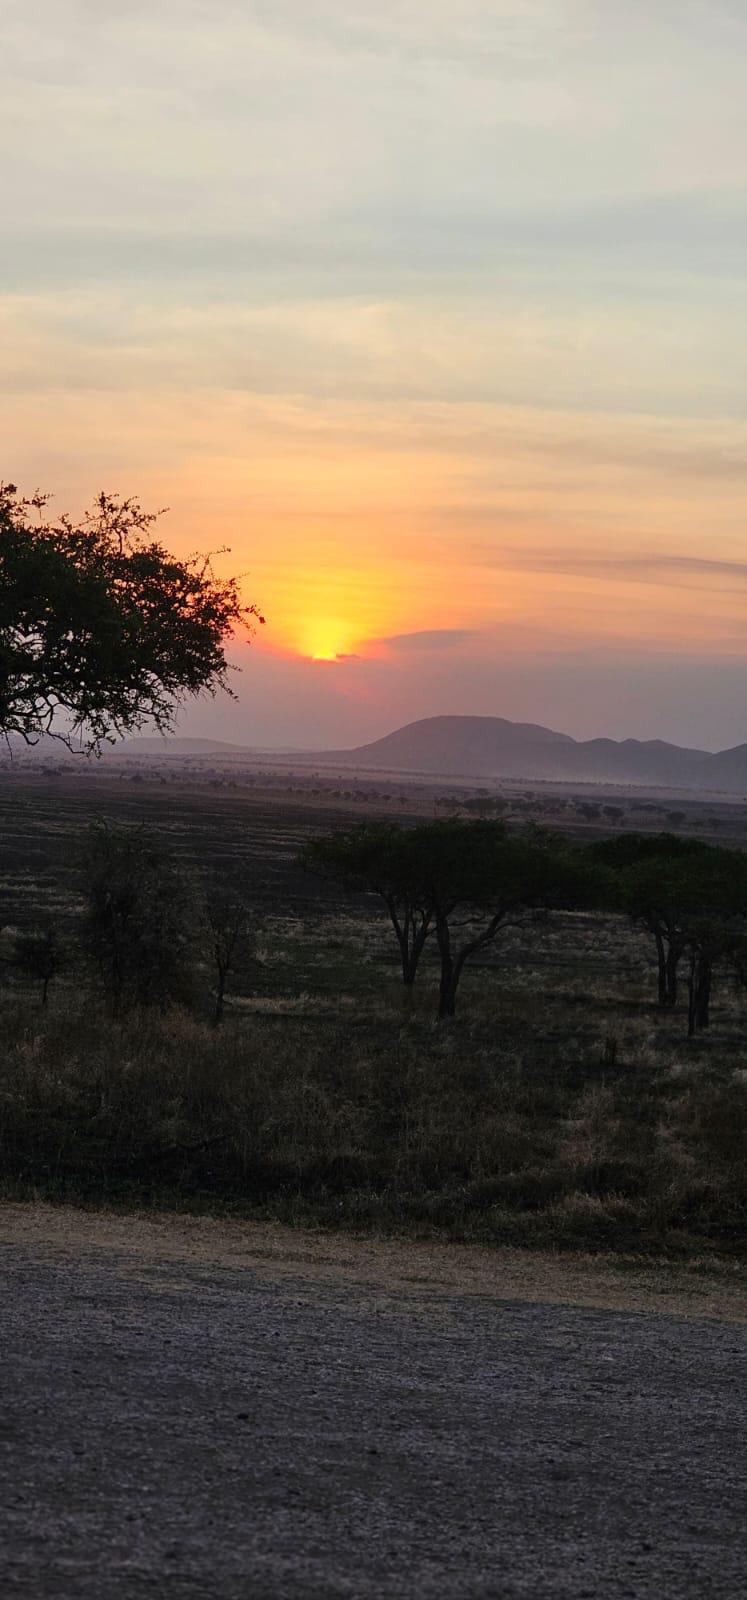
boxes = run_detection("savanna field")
[1,768,745,1263]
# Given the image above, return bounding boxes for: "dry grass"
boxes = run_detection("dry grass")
[3,1202,744,1320]
[1,975,744,1260]
[1,778,745,1261]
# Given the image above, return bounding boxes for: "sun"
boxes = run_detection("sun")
[306,620,353,662]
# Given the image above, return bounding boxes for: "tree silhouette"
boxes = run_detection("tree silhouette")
[306,823,438,1000]
[588,833,709,1008]
[308,820,584,1019]
[0,484,263,753]
[82,822,202,1012]
[588,833,747,1032]
[206,887,254,1025]
[12,922,63,1007]
[417,822,582,1018]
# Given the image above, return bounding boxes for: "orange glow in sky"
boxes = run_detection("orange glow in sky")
[2,5,745,748]
[305,620,356,662]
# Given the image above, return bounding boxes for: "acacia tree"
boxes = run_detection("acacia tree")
[307,820,581,1019]
[206,887,253,1025]
[624,856,692,1009]
[412,822,584,1018]
[0,484,263,753]
[597,838,747,1033]
[674,851,747,1035]
[82,822,202,1013]
[12,922,63,1007]
[588,834,709,1007]
[305,823,438,1000]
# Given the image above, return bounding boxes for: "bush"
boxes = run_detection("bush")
[0,999,743,1258]
[81,821,202,1012]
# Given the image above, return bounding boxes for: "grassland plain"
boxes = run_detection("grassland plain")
[0,772,745,1264]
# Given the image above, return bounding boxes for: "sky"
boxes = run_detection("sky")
[2,0,746,751]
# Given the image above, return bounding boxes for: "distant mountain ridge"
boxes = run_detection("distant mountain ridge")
[125,737,247,754]
[315,715,747,792]
[30,716,744,793]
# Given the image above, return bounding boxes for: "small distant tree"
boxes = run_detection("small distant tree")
[675,851,747,1035]
[82,821,202,1012]
[589,833,747,1031]
[588,834,710,1008]
[12,922,63,1006]
[462,797,505,817]
[625,857,691,1009]
[0,483,263,754]
[206,887,253,1025]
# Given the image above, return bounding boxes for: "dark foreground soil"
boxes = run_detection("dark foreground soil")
[1,1206,745,1599]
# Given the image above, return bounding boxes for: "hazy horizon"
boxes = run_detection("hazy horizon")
[129,698,741,757]
[3,2,745,753]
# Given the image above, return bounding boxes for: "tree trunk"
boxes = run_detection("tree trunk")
[388,899,431,996]
[687,952,697,1037]
[396,907,412,989]
[41,976,49,1008]
[436,918,457,1018]
[665,942,681,1007]
[655,929,667,1006]
[389,903,416,990]
[400,948,419,989]
[213,969,226,1026]
[694,955,712,1030]
[687,952,712,1034]
[438,972,457,1018]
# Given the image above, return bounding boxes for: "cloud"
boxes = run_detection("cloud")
[2,0,746,760]
[3,280,744,423]
[3,185,745,295]
[374,629,478,652]
[311,651,360,663]
[486,551,747,588]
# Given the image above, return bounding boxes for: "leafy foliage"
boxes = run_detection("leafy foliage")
[11,923,63,1006]
[306,822,439,991]
[0,484,263,753]
[82,822,203,1012]
[307,820,594,1016]
[591,834,747,1029]
[587,831,709,870]
[206,886,255,1024]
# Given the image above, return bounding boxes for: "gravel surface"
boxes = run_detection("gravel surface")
[1,1208,745,1598]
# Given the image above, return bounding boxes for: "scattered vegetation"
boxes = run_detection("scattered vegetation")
[205,886,254,1026]
[308,823,747,1033]
[82,820,203,1013]
[3,477,744,1263]
[0,780,745,1263]
[0,988,744,1259]
[10,923,63,1008]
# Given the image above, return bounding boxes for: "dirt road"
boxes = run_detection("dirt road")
[1,1206,745,1598]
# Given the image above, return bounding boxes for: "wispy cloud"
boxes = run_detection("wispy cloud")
[2,1,746,752]
[485,551,747,588]
[374,629,478,651]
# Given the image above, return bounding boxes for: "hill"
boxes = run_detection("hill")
[118,737,248,756]
[316,715,747,791]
